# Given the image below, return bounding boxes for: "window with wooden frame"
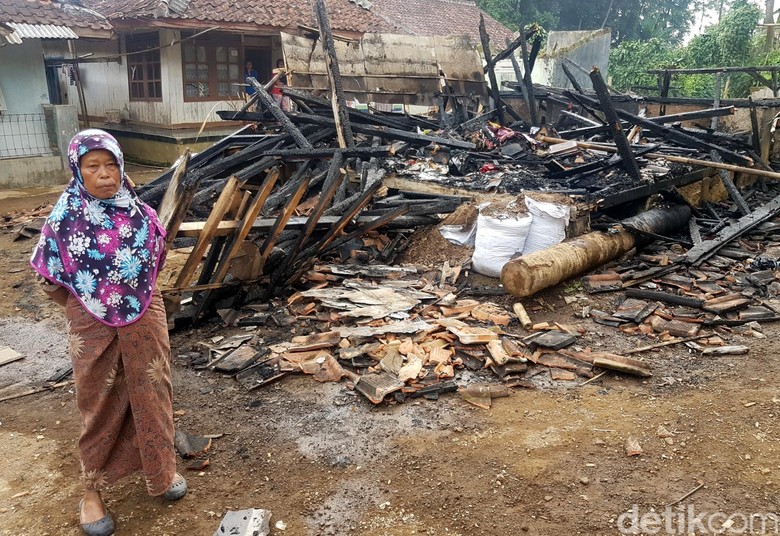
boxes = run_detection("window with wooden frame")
[126,32,162,101]
[181,33,242,101]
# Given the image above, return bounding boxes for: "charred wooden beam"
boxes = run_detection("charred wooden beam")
[518,30,538,126]
[502,205,691,298]
[156,149,196,249]
[288,112,477,149]
[624,288,704,309]
[256,175,312,270]
[268,160,345,287]
[137,126,256,203]
[560,110,602,127]
[589,67,642,182]
[483,27,538,73]
[689,217,702,245]
[505,37,534,124]
[685,191,780,266]
[749,96,762,154]
[561,61,586,94]
[262,146,391,159]
[566,90,753,166]
[479,15,505,125]
[286,180,384,285]
[246,77,313,149]
[315,0,355,148]
[709,150,751,216]
[282,87,412,130]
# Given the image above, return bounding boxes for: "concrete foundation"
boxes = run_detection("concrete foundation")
[0,155,69,189]
[0,105,77,189]
[98,123,243,166]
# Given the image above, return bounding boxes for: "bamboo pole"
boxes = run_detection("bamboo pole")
[541,136,780,181]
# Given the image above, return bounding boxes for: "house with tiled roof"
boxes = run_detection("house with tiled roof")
[25,0,510,164]
[370,0,513,44]
[0,0,114,186]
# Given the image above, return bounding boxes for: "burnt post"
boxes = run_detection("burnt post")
[589,67,642,182]
[315,0,355,148]
[479,15,505,125]
[518,29,538,125]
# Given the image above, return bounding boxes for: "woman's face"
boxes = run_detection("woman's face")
[80,149,121,199]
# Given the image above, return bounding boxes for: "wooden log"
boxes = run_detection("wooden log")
[502,205,690,298]
[512,302,533,329]
[315,0,354,148]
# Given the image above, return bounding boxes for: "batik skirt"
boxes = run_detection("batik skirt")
[64,289,176,496]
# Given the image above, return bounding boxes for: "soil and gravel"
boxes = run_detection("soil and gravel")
[1,167,779,536]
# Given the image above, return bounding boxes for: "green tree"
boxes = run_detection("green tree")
[475,0,698,45]
[609,38,677,91]
[609,0,761,97]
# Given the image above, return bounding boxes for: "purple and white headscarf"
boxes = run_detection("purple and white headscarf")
[30,129,167,327]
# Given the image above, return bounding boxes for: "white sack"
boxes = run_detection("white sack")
[522,197,571,255]
[472,212,533,278]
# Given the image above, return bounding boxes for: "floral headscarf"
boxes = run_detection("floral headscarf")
[30,129,167,326]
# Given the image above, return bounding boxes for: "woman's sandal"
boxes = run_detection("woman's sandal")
[163,473,187,501]
[79,498,115,536]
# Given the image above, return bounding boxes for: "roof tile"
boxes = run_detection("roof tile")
[0,0,112,31]
[83,0,400,34]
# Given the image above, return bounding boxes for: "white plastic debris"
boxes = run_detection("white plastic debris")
[213,508,271,536]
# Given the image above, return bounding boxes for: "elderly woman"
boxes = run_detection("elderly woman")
[30,129,186,536]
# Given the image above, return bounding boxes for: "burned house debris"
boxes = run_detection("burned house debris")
[7,0,780,413]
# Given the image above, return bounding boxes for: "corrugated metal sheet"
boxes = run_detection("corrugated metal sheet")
[3,22,79,44]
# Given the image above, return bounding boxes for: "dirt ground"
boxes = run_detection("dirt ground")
[1,168,779,536]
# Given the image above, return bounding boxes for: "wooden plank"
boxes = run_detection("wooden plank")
[0,347,24,367]
[257,175,312,268]
[209,169,280,285]
[592,353,651,377]
[156,149,192,237]
[270,158,344,284]
[173,176,241,290]
[285,180,383,285]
